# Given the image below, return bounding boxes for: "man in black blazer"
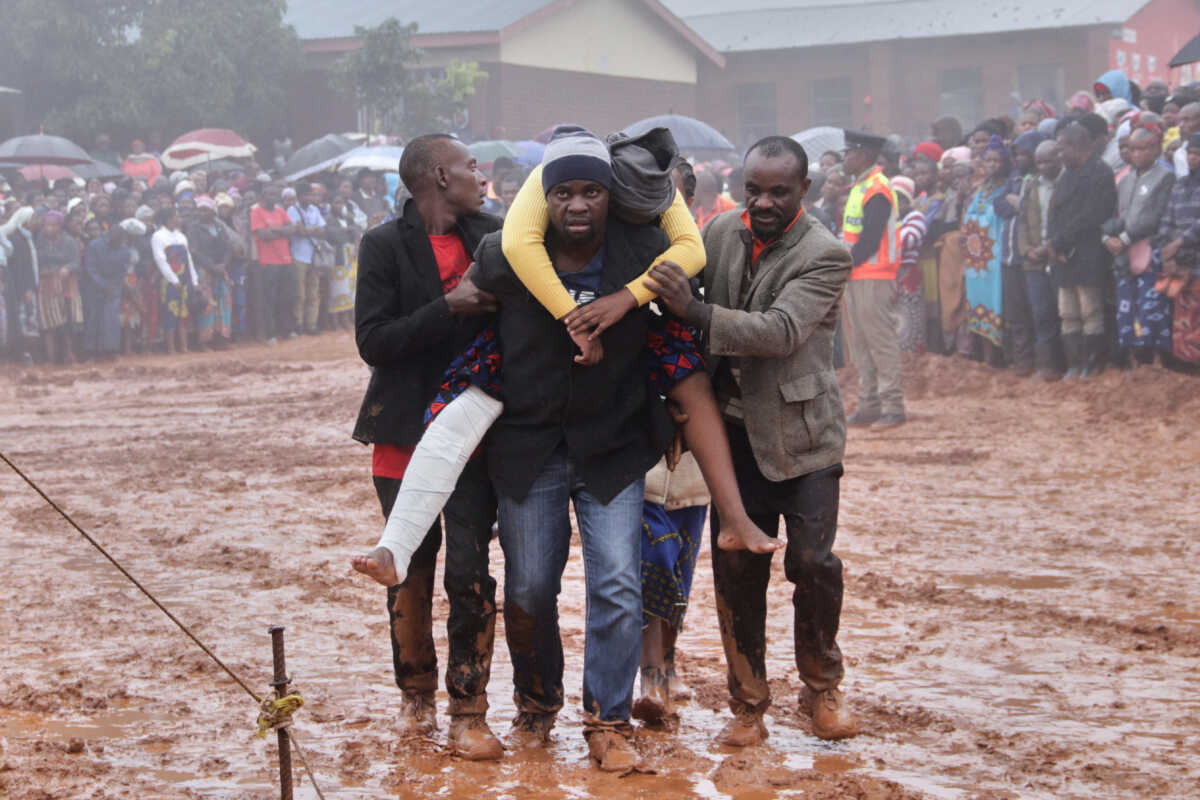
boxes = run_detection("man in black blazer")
[349,134,504,761]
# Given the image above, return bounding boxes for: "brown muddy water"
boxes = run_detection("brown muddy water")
[2,335,1198,799]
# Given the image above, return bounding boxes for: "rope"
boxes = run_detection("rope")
[0,449,328,799]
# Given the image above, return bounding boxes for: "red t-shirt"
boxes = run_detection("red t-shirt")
[373,232,474,479]
[250,205,293,266]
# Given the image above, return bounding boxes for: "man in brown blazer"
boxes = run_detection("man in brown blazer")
[646,136,858,743]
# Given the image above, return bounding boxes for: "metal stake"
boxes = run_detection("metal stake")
[269,626,294,800]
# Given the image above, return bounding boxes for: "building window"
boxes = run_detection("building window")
[1016,64,1064,116]
[938,67,983,128]
[736,82,777,150]
[809,77,853,130]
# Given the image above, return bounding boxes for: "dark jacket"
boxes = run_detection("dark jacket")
[351,199,501,447]
[1046,156,1117,288]
[473,221,673,504]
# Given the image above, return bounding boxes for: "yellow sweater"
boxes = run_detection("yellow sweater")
[500,164,705,319]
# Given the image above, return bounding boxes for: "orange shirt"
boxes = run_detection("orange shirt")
[740,207,804,266]
[695,194,738,229]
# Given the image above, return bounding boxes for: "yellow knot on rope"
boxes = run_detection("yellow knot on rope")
[256,694,304,738]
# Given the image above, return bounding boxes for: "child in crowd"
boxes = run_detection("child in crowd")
[891,176,927,354]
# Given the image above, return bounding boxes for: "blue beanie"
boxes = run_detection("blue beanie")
[541,128,612,194]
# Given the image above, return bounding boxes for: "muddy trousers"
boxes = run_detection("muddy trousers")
[711,422,845,715]
[374,456,498,716]
[498,447,644,734]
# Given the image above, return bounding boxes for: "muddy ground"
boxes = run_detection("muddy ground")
[1,333,1198,799]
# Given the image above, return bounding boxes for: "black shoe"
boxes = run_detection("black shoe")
[872,412,906,429]
[846,408,880,427]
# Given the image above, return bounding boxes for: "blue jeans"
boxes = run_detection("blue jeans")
[498,446,644,732]
[1025,270,1060,368]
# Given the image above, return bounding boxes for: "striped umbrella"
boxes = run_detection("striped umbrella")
[162,128,256,170]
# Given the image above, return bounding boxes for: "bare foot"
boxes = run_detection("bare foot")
[717,518,782,554]
[351,546,400,587]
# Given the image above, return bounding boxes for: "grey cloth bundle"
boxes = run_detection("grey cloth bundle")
[605,127,681,225]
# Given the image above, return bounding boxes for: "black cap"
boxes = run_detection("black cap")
[843,129,887,152]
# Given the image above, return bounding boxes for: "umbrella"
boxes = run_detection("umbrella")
[534,123,576,144]
[1171,33,1200,67]
[791,127,845,166]
[19,164,78,182]
[510,140,546,168]
[73,160,125,180]
[161,128,256,170]
[282,133,359,182]
[338,145,405,173]
[622,114,735,156]
[0,133,93,165]
[468,140,519,164]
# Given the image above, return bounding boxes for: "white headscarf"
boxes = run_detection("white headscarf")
[0,206,34,237]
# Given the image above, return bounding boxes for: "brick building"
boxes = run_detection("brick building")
[285,0,1200,151]
[672,0,1200,149]
[284,0,723,144]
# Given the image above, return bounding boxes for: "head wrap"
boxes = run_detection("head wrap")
[195,196,216,211]
[1037,117,1060,138]
[43,209,65,225]
[103,181,117,194]
[890,175,915,203]
[0,206,34,236]
[118,218,147,236]
[604,127,678,224]
[281,187,297,201]
[1013,130,1047,155]
[135,204,155,222]
[169,170,188,186]
[215,192,235,209]
[912,141,944,164]
[1094,70,1133,104]
[541,127,613,194]
[66,197,83,214]
[1098,98,1132,125]
[173,179,195,197]
[940,145,972,168]
[175,191,195,204]
[1067,91,1096,113]
[1023,100,1056,120]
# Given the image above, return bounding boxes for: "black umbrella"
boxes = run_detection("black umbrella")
[1171,33,1200,67]
[73,160,125,180]
[283,133,359,182]
[0,133,93,165]
[622,114,736,157]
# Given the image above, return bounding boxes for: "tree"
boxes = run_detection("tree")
[0,0,302,149]
[333,17,488,139]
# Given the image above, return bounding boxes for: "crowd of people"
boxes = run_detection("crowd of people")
[0,148,403,364]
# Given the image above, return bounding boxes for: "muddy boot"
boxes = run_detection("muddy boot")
[801,687,858,740]
[1061,333,1083,380]
[1080,334,1106,378]
[447,714,503,761]
[586,729,640,773]
[632,669,674,726]
[715,709,768,747]
[507,711,555,748]
[398,690,436,737]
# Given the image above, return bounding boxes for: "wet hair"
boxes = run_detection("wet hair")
[745,136,809,180]
[399,133,458,193]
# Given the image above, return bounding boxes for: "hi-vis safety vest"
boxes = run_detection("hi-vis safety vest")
[842,166,900,281]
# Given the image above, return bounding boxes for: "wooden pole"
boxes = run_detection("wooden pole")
[269,626,294,800]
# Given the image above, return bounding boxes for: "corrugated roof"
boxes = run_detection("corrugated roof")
[284,0,553,40]
[660,0,1151,52]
